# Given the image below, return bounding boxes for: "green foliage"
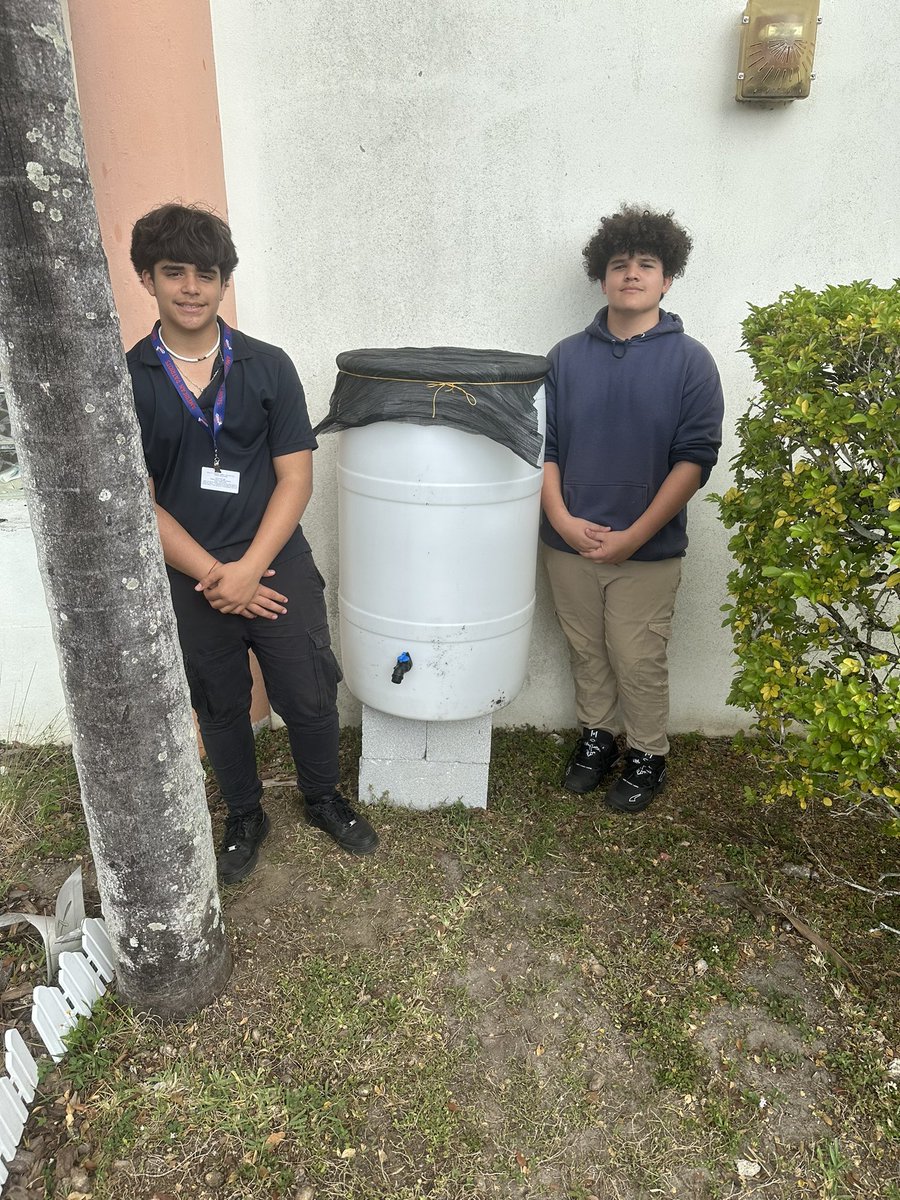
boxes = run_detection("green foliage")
[712,281,900,824]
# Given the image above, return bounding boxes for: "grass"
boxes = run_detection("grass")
[2,727,899,1199]
[0,738,86,869]
[812,1139,854,1199]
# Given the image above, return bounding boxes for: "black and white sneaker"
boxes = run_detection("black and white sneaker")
[304,791,379,855]
[217,807,271,883]
[563,728,620,794]
[604,749,667,814]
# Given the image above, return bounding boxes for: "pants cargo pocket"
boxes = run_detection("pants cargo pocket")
[183,644,253,726]
[636,620,673,691]
[310,624,343,713]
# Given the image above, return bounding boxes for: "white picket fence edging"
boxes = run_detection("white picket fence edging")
[0,916,116,1192]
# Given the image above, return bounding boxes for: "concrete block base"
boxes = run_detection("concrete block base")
[359,706,492,809]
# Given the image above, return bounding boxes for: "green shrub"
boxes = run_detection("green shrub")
[713,281,900,826]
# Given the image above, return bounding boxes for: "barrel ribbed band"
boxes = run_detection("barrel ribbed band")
[338,598,535,643]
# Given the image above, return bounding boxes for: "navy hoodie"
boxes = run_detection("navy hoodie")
[540,308,723,561]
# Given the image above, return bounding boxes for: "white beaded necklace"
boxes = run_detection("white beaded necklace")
[157,325,221,363]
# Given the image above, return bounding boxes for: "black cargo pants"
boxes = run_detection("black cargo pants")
[168,551,342,816]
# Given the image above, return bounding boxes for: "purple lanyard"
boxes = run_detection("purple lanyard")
[152,322,234,470]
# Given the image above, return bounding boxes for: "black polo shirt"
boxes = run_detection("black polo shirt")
[128,324,317,564]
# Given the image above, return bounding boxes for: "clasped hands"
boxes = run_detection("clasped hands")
[564,518,640,564]
[195,559,288,620]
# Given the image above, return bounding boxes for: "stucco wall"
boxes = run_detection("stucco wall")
[3,2,898,741]
[0,484,68,738]
[206,0,899,732]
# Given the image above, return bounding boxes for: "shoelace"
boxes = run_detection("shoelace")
[579,736,614,762]
[224,814,258,851]
[625,754,658,781]
[314,795,357,827]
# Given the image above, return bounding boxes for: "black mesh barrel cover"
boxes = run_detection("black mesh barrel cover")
[313,346,550,467]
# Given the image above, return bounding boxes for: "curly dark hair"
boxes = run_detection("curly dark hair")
[130,203,238,281]
[582,205,692,282]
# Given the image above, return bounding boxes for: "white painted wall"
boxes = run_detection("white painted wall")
[207,0,900,733]
[0,484,68,740]
[3,2,898,741]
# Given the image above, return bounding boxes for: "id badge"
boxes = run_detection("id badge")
[200,466,240,494]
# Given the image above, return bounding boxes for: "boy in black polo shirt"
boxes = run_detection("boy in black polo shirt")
[127,203,377,883]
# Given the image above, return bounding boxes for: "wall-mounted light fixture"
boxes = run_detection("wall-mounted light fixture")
[736,0,821,102]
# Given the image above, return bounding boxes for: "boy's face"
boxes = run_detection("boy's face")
[141,260,227,339]
[601,252,672,320]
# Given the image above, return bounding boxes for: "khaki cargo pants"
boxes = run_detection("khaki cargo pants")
[542,545,683,757]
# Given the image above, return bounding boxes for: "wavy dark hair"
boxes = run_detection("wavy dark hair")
[130,203,238,280]
[582,205,692,282]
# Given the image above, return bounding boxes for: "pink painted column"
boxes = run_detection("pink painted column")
[66,0,237,350]
[67,0,270,730]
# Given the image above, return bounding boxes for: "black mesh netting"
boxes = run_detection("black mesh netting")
[313,346,550,467]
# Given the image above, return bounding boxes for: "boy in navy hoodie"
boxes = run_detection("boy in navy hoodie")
[541,205,723,813]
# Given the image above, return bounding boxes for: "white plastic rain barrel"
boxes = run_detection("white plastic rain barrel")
[326,349,547,721]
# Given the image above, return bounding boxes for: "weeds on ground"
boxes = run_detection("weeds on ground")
[2,728,899,1199]
[0,738,85,870]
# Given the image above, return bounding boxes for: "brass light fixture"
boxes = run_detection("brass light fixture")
[736,0,821,102]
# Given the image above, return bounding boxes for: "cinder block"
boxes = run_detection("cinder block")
[358,757,488,810]
[361,704,426,761]
[425,713,493,764]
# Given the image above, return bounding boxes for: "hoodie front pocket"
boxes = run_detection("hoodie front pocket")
[562,481,649,529]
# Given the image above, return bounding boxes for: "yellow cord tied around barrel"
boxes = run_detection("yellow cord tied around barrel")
[425,381,477,418]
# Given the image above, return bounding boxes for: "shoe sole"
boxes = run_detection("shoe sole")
[603,780,666,814]
[304,813,379,855]
[218,814,271,884]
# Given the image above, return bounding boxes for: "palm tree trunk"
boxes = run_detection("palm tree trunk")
[0,0,231,1017]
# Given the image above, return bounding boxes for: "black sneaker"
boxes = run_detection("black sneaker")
[304,791,379,855]
[563,728,620,793]
[217,807,270,883]
[604,749,667,814]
